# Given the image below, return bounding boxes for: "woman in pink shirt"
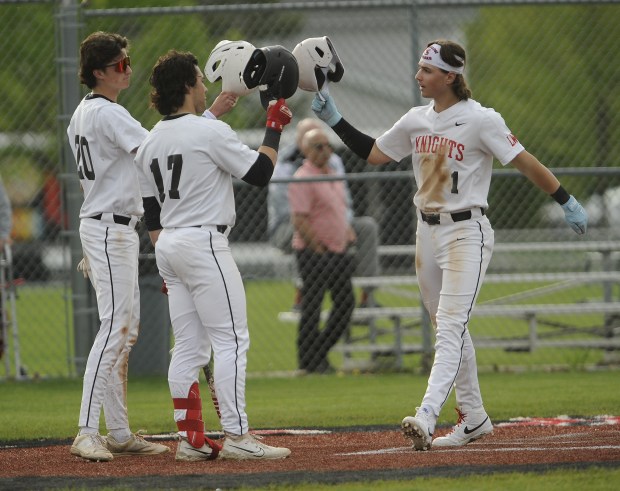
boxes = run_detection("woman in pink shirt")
[288,128,356,374]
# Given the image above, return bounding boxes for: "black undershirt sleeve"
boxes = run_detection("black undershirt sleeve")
[332,118,376,160]
[242,152,274,187]
[142,196,162,231]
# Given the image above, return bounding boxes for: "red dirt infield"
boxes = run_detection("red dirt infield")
[1,417,619,489]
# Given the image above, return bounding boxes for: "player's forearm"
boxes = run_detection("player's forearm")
[148,229,161,246]
[511,151,561,195]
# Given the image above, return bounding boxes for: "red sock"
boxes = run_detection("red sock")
[173,382,205,448]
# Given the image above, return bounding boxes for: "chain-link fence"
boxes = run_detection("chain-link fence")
[1,0,619,379]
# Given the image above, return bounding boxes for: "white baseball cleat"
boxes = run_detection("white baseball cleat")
[175,437,221,461]
[70,433,114,462]
[105,432,170,456]
[401,406,435,451]
[432,407,493,447]
[220,433,291,460]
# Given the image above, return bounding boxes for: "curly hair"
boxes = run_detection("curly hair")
[149,50,199,115]
[79,31,128,89]
[427,39,472,100]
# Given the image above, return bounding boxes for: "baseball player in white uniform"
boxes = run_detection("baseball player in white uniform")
[67,32,169,461]
[312,39,588,451]
[136,50,293,461]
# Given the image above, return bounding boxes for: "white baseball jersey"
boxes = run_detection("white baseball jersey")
[67,94,148,218]
[376,98,522,423]
[376,99,524,213]
[135,113,258,227]
[136,112,260,436]
[67,93,147,437]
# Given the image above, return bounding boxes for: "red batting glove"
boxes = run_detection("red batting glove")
[161,280,168,296]
[266,98,292,132]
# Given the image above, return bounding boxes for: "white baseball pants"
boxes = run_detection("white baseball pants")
[78,217,140,432]
[415,214,494,416]
[155,227,250,436]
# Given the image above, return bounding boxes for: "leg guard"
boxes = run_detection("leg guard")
[173,382,205,448]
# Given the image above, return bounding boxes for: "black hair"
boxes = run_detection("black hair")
[149,50,199,115]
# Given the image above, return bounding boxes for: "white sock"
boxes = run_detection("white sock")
[78,427,98,436]
[109,429,132,442]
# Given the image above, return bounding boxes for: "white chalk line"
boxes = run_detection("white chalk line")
[336,444,620,457]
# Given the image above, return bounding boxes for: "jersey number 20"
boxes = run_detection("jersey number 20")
[75,135,95,180]
[150,155,183,202]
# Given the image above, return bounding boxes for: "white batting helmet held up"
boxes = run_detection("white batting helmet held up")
[292,36,344,92]
[205,40,258,96]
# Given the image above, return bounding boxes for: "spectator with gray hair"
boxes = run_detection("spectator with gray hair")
[268,118,380,309]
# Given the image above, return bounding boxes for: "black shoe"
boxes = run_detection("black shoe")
[359,299,381,309]
[310,359,335,374]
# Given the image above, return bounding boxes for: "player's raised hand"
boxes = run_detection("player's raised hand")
[266,98,292,132]
[311,90,342,127]
[561,195,588,234]
[208,91,238,118]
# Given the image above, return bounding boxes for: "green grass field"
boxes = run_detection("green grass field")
[2,280,618,489]
[3,279,618,378]
[2,371,619,441]
[0,371,619,489]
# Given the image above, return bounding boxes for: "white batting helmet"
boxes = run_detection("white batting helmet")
[292,36,344,92]
[205,40,258,96]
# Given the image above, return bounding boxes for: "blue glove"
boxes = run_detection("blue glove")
[561,195,588,234]
[311,91,342,127]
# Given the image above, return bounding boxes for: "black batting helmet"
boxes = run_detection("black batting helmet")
[243,45,299,109]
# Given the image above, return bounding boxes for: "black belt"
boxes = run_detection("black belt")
[420,208,485,226]
[89,213,131,226]
[192,225,228,233]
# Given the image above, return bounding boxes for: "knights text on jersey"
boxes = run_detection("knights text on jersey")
[67,95,148,218]
[376,99,525,213]
[135,113,258,229]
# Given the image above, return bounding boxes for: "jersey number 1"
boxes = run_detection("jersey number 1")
[451,171,459,194]
[150,154,183,202]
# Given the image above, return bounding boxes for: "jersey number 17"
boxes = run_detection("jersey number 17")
[149,154,183,202]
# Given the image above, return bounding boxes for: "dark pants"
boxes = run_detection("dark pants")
[295,249,355,372]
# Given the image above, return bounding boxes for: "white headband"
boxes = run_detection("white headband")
[419,43,464,74]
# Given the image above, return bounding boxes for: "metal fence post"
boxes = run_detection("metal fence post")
[55,0,96,377]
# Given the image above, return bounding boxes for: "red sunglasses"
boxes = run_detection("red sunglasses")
[104,56,131,73]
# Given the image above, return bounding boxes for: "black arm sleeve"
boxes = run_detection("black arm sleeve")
[261,127,281,151]
[332,118,376,160]
[241,152,274,187]
[142,196,162,231]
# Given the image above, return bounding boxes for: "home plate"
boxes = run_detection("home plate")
[146,429,332,440]
[337,446,412,456]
